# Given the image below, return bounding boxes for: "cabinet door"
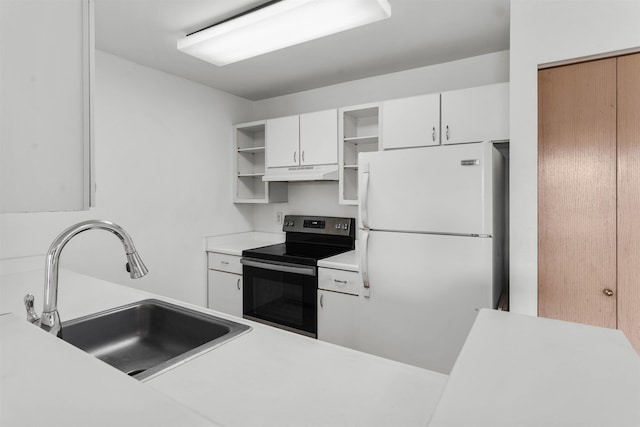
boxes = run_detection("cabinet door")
[617,53,640,353]
[317,289,358,350]
[1,0,93,212]
[441,83,509,145]
[538,59,617,328]
[382,93,440,149]
[300,109,338,165]
[207,270,242,318]
[266,115,299,168]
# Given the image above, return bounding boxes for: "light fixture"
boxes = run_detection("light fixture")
[177,0,392,66]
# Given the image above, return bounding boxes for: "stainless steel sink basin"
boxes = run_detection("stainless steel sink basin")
[61,299,251,381]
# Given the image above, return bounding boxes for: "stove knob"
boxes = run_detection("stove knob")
[335,224,341,229]
[284,221,289,226]
[290,220,295,226]
[343,223,349,230]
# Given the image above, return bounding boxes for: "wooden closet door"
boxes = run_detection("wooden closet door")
[617,53,640,352]
[538,59,617,328]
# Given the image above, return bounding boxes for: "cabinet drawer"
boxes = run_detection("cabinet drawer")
[318,268,362,295]
[207,252,242,274]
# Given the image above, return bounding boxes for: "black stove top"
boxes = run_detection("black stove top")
[243,242,352,266]
[242,215,356,267]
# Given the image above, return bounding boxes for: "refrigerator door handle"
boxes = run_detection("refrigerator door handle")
[361,230,370,298]
[360,162,370,229]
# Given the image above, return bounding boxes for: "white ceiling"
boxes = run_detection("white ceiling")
[95,0,510,101]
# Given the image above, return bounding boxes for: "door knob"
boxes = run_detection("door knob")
[603,289,614,297]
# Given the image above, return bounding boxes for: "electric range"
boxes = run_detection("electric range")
[241,215,355,337]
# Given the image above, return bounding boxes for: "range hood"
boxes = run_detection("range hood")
[262,164,339,182]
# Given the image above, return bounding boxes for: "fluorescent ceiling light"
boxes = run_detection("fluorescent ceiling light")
[177,0,392,66]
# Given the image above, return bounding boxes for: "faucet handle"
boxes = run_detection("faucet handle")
[24,294,39,324]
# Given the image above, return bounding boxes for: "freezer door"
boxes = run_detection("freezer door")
[358,231,494,374]
[359,142,494,235]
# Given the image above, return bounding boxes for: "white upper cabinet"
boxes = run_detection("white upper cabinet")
[0,0,93,213]
[382,93,441,149]
[266,115,300,168]
[299,109,338,165]
[441,83,509,145]
[266,110,338,169]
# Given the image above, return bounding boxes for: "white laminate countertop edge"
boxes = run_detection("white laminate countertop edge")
[0,255,44,276]
[205,231,285,256]
[317,247,359,272]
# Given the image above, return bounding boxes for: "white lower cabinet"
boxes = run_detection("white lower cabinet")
[317,267,361,350]
[317,289,359,349]
[207,252,243,318]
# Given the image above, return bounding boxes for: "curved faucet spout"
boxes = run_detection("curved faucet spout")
[33,220,148,336]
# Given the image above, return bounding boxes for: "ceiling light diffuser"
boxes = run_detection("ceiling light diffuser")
[177,0,392,66]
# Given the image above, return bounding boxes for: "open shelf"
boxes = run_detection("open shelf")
[339,104,381,205]
[237,146,265,153]
[233,121,286,203]
[343,135,379,144]
[237,172,265,177]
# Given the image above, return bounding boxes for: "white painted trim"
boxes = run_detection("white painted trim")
[82,0,95,208]
[539,46,640,69]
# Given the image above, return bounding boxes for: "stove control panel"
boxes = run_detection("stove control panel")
[283,215,354,237]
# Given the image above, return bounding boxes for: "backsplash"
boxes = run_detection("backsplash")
[253,181,358,233]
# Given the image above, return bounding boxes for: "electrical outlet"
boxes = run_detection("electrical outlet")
[276,212,283,225]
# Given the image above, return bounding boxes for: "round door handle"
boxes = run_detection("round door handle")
[603,289,614,297]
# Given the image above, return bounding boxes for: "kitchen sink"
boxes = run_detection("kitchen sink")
[61,299,251,381]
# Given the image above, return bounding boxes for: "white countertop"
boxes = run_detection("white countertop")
[428,309,640,427]
[3,260,638,427]
[317,247,359,272]
[0,312,217,427]
[206,232,361,272]
[205,231,284,256]
[0,264,446,427]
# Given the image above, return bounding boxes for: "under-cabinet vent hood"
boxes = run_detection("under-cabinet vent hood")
[263,165,339,182]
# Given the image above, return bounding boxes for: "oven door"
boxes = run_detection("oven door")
[241,258,317,338]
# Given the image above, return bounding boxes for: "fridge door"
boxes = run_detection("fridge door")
[359,142,494,235]
[357,230,494,374]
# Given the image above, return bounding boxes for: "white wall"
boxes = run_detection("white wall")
[509,0,640,315]
[253,182,358,233]
[252,51,510,232]
[254,51,510,118]
[0,51,254,306]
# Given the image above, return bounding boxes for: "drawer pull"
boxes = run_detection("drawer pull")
[334,279,347,285]
[220,261,229,265]
[237,278,241,290]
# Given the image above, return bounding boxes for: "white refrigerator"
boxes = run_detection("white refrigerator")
[358,142,505,374]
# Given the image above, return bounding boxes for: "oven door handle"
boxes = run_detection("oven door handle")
[241,258,317,277]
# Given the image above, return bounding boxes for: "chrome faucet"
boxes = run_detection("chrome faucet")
[24,220,148,337]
